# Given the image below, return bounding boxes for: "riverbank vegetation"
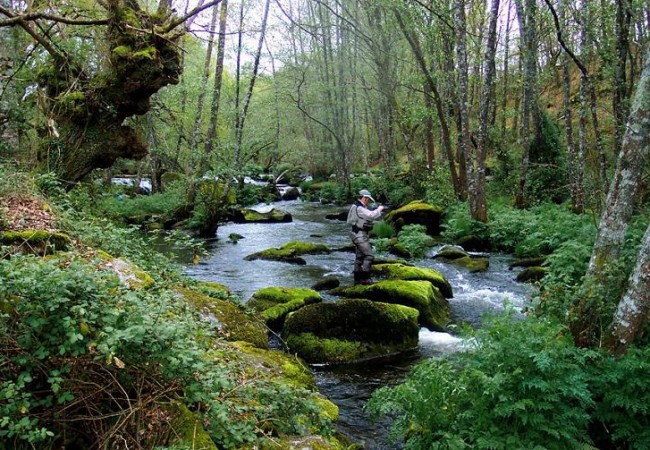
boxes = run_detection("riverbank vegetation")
[1,0,649,448]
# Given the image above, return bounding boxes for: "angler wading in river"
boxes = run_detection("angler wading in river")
[347,189,386,285]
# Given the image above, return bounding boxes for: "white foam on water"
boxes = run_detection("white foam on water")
[418,329,464,352]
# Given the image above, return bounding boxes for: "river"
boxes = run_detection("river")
[183,199,535,449]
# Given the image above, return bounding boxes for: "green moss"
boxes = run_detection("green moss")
[283,299,420,364]
[165,401,218,450]
[94,251,155,289]
[233,341,315,390]
[388,200,443,215]
[434,247,469,260]
[248,286,322,329]
[194,280,232,299]
[330,280,450,331]
[176,286,267,349]
[112,45,132,58]
[447,256,490,272]
[132,47,157,60]
[245,241,331,265]
[384,200,443,236]
[372,263,453,298]
[0,230,71,255]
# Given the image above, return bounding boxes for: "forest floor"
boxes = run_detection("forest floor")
[0,194,56,232]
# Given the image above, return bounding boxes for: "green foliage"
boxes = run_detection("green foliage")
[397,225,432,258]
[421,166,458,209]
[372,220,395,239]
[366,313,596,450]
[591,346,650,449]
[525,112,568,205]
[0,254,332,448]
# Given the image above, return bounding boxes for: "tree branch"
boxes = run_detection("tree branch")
[162,0,223,33]
[0,7,109,27]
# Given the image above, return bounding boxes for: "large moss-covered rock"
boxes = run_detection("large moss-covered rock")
[283,299,420,364]
[248,286,322,329]
[175,286,268,349]
[330,280,449,331]
[165,401,218,450]
[232,206,293,223]
[384,200,443,236]
[97,250,155,289]
[371,263,453,298]
[0,229,71,255]
[245,241,331,265]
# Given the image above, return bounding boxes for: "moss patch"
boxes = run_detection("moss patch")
[330,280,450,331]
[245,241,331,265]
[248,286,322,329]
[283,299,420,364]
[175,286,267,349]
[0,230,71,255]
[372,263,453,298]
[165,401,217,450]
[433,246,469,260]
[96,251,155,289]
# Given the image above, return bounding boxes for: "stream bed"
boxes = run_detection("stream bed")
[183,200,535,448]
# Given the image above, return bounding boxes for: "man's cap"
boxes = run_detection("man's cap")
[359,189,375,203]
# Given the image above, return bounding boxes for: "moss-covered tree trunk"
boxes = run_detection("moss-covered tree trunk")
[37,1,186,185]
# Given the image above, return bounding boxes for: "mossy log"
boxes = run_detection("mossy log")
[283,299,420,364]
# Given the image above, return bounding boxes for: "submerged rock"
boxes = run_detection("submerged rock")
[245,241,331,265]
[311,277,340,291]
[384,200,443,236]
[433,247,489,273]
[371,263,453,298]
[516,266,548,283]
[248,286,322,329]
[330,280,450,331]
[283,299,420,364]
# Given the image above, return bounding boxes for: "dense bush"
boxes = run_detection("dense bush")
[0,254,331,449]
[367,311,650,450]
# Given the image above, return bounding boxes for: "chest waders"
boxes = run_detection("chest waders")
[348,204,375,285]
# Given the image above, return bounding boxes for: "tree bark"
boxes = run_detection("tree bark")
[572,45,650,348]
[607,223,650,355]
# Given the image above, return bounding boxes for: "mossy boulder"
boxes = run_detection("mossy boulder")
[245,241,331,265]
[281,186,301,200]
[97,250,155,289]
[283,299,420,364]
[456,234,492,252]
[330,280,450,331]
[165,401,218,450]
[232,206,293,223]
[433,246,489,273]
[176,286,267,348]
[516,266,548,283]
[384,200,443,236]
[371,263,453,298]
[193,280,232,298]
[311,277,340,291]
[433,246,469,260]
[0,230,71,255]
[248,287,322,329]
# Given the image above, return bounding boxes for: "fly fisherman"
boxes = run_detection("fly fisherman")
[347,189,386,285]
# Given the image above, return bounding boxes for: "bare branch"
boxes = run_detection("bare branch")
[0,7,109,27]
[162,0,223,33]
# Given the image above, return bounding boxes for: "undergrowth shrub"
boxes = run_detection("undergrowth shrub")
[0,255,331,449]
[372,220,395,239]
[397,224,433,258]
[366,313,597,450]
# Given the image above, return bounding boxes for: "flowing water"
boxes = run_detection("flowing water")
[183,200,535,448]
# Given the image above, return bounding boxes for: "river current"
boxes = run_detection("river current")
[183,199,535,449]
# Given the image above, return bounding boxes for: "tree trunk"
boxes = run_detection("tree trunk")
[572,45,650,348]
[203,0,228,172]
[471,0,500,223]
[455,0,473,215]
[607,223,650,355]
